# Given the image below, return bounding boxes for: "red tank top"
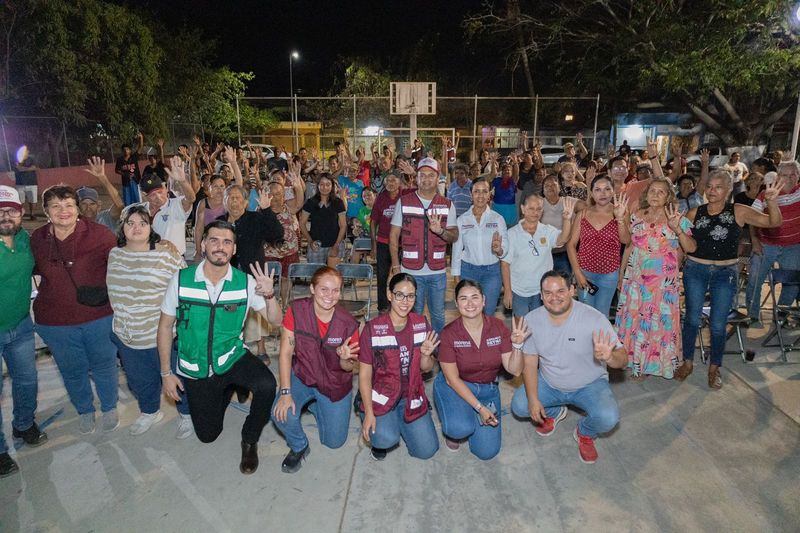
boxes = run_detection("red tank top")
[578,216,621,274]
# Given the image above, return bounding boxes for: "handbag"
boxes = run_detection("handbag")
[52,235,109,307]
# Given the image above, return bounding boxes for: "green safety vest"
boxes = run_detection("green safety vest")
[176,265,249,378]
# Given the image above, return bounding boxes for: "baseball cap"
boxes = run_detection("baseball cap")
[140,175,166,195]
[0,186,21,209]
[76,187,99,203]
[416,157,440,174]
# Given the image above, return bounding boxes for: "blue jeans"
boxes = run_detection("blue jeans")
[552,252,572,277]
[746,243,800,319]
[412,272,446,333]
[36,315,119,415]
[460,262,502,316]
[271,370,352,452]
[361,399,439,459]
[111,333,189,416]
[579,269,619,318]
[122,181,140,206]
[511,373,619,438]
[512,292,542,318]
[0,316,39,454]
[681,260,738,366]
[432,373,501,460]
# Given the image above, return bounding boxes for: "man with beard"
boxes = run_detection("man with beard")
[157,220,282,474]
[510,270,626,464]
[0,186,48,477]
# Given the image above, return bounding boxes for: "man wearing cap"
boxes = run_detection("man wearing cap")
[0,186,48,477]
[142,155,196,257]
[558,134,589,165]
[78,156,125,233]
[389,157,458,333]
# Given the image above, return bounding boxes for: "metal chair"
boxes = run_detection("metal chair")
[760,268,800,362]
[335,263,373,319]
[265,260,282,300]
[287,262,327,302]
[697,307,750,363]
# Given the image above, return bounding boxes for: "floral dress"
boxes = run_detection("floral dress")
[615,213,693,378]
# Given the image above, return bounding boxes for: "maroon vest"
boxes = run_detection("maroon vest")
[362,312,429,422]
[291,297,359,402]
[399,192,451,271]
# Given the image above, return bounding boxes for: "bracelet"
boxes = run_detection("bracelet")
[160,370,172,378]
[473,402,483,413]
[264,291,275,300]
[649,155,658,160]
[512,342,524,350]
[391,265,401,272]
[279,388,292,396]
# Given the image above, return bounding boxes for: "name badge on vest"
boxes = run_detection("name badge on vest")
[224,304,239,312]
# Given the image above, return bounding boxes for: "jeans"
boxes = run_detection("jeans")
[271,370,352,452]
[122,181,140,206]
[460,261,502,316]
[681,260,738,366]
[0,316,39,455]
[36,315,118,416]
[579,269,619,318]
[746,243,800,319]
[376,242,391,312]
[511,373,619,439]
[361,399,439,459]
[552,252,572,277]
[307,242,346,265]
[432,373,501,460]
[413,272,447,333]
[512,292,542,318]
[183,352,276,444]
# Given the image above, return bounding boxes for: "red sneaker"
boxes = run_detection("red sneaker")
[444,437,461,451]
[573,427,598,464]
[535,406,568,436]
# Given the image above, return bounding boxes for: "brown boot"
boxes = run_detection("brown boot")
[708,365,722,390]
[674,360,694,381]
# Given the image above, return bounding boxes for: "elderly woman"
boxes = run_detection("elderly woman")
[264,181,300,305]
[677,171,783,388]
[541,174,574,275]
[31,185,119,434]
[616,178,696,380]
[107,205,189,436]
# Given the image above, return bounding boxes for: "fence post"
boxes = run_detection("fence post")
[533,95,539,141]
[171,121,177,155]
[591,93,600,158]
[62,121,70,167]
[236,95,242,147]
[352,95,357,149]
[1,121,10,171]
[791,92,800,160]
[472,94,478,161]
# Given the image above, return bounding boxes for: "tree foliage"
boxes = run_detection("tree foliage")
[465,0,800,145]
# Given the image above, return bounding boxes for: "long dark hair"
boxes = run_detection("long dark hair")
[116,204,161,249]
[312,173,344,208]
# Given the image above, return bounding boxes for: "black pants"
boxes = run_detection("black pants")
[183,352,276,444]
[376,241,391,312]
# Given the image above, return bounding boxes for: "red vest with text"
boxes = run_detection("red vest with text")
[362,312,430,422]
[291,297,359,402]
[399,192,451,271]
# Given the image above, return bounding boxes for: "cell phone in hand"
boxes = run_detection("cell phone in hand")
[587,281,599,295]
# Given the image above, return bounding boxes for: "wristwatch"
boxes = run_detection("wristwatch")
[279,388,292,396]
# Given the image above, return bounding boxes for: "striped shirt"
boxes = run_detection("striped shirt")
[752,184,800,246]
[106,247,186,349]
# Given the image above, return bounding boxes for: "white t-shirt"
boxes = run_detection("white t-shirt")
[502,222,560,296]
[391,192,457,276]
[150,197,189,256]
[721,161,748,183]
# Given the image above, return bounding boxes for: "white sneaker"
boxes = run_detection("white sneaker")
[129,411,164,436]
[175,414,194,440]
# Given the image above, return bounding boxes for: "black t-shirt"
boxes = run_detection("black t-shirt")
[142,162,167,183]
[734,191,755,207]
[303,197,346,247]
[115,154,141,186]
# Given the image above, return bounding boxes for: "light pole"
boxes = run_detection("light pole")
[289,51,299,153]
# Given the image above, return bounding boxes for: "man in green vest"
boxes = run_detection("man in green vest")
[157,220,282,474]
[0,186,47,478]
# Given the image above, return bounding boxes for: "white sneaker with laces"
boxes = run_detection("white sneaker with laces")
[175,414,194,440]
[129,411,164,436]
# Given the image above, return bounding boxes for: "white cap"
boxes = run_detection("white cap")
[416,157,440,174]
[0,186,21,208]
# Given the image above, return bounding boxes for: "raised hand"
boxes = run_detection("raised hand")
[84,156,106,179]
[427,213,444,236]
[672,141,683,159]
[665,203,683,232]
[510,316,531,346]
[420,331,440,357]
[336,338,360,361]
[613,192,629,220]
[193,135,201,146]
[764,177,785,200]
[257,188,273,210]
[576,132,583,142]
[157,138,165,148]
[249,262,276,297]
[607,143,616,159]
[223,145,236,164]
[397,159,416,176]
[165,155,187,183]
[491,230,503,256]
[700,148,710,166]
[562,196,577,219]
[592,330,616,363]
[584,165,597,182]
[646,137,658,159]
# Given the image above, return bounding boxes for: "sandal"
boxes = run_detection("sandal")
[708,365,722,390]
[674,361,694,381]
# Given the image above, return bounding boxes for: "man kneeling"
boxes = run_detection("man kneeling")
[511,270,626,464]
[158,220,282,474]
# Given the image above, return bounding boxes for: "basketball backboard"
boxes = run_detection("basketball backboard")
[390,82,436,115]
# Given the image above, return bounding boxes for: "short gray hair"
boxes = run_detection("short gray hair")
[778,160,800,176]
[707,169,733,190]
[223,184,248,206]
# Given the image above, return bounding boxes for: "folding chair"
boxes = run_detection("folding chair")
[287,262,327,302]
[761,268,800,362]
[335,263,373,319]
[697,307,749,363]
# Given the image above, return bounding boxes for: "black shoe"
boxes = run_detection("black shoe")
[370,447,387,461]
[281,445,310,473]
[240,441,259,475]
[0,453,18,478]
[12,423,48,447]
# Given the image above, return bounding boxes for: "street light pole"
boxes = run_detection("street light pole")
[289,51,299,153]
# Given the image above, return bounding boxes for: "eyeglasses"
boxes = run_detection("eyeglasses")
[528,239,540,256]
[0,208,21,218]
[392,291,416,302]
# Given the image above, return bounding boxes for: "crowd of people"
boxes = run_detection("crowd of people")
[0,131,797,478]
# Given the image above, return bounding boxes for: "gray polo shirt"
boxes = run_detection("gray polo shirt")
[522,301,620,391]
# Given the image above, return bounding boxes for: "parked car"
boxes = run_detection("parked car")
[685,147,729,170]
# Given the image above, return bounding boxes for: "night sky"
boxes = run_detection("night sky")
[136,0,499,97]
